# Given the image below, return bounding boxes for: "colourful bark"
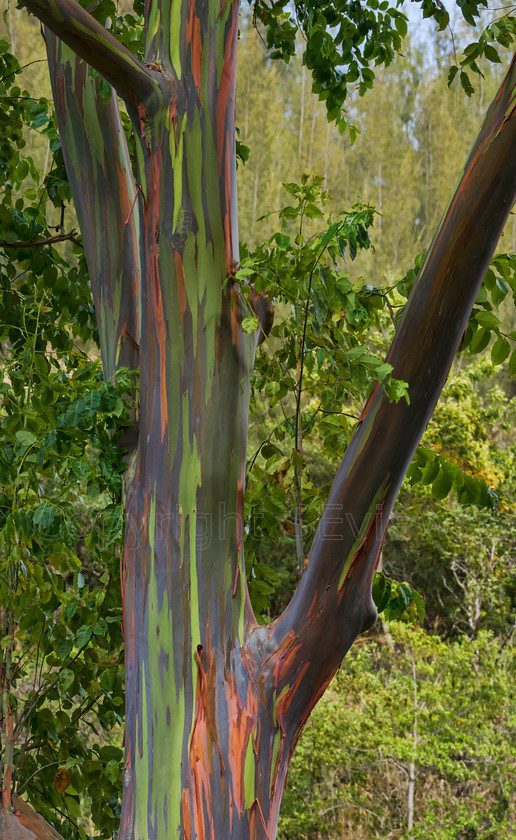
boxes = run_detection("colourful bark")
[119,1,264,833]
[45,35,141,383]
[23,0,155,105]
[7,2,516,839]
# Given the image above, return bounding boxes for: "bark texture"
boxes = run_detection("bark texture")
[10,0,516,837]
[0,796,65,840]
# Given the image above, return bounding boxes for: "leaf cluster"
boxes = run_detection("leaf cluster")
[397,252,516,374]
[0,308,132,836]
[250,0,515,134]
[372,571,425,622]
[238,176,410,613]
[252,0,410,133]
[448,15,516,96]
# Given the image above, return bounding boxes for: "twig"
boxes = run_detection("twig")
[0,230,80,249]
[0,59,47,85]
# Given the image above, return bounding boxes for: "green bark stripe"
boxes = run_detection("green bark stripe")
[147,489,184,838]
[337,481,388,592]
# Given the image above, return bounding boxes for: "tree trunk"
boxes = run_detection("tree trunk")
[8,0,516,837]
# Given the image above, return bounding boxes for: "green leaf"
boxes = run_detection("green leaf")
[33,502,56,532]
[279,206,298,221]
[304,203,323,219]
[411,590,425,622]
[57,639,73,660]
[491,336,510,365]
[372,572,392,613]
[474,310,500,329]
[458,474,481,505]
[93,620,108,636]
[104,759,119,782]
[242,315,259,334]
[14,429,37,449]
[447,65,459,87]
[432,468,453,501]
[58,389,101,427]
[99,745,123,762]
[273,232,290,250]
[469,327,490,354]
[420,456,440,486]
[14,430,37,453]
[460,71,474,96]
[33,353,49,377]
[509,350,516,376]
[236,141,250,166]
[394,15,408,37]
[483,43,502,63]
[58,668,74,692]
[283,183,300,197]
[384,582,412,621]
[76,625,92,650]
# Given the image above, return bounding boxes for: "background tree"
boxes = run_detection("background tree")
[0,2,515,839]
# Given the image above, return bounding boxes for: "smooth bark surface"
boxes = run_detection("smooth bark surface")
[8,1,516,838]
[0,796,65,840]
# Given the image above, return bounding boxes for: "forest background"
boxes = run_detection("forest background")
[0,2,515,839]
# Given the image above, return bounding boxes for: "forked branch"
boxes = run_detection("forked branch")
[21,0,156,107]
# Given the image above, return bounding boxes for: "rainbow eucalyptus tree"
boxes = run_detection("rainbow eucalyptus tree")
[1,0,515,838]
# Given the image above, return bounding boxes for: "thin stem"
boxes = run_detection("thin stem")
[293,222,346,574]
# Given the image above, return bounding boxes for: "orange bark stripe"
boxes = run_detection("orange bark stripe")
[225,672,257,815]
[152,271,168,443]
[250,798,273,840]
[275,661,310,731]
[215,11,238,170]
[192,17,203,97]
[182,789,191,840]
[230,285,240,346]
[175,251,188,325]
[186,0,202,98]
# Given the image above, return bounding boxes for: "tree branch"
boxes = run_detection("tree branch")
[21,0,156,107]
[0,231,79,248]
[46,33,141,391]
[266,55,516,716]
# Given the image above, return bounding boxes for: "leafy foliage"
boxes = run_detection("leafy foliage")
[237,176,412,611]
[0,291,133,836]
[372,571,425,622]
[385,360,516,637]
[253,0,410,134]
[448,15,516,96]
[251,0,516,133]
